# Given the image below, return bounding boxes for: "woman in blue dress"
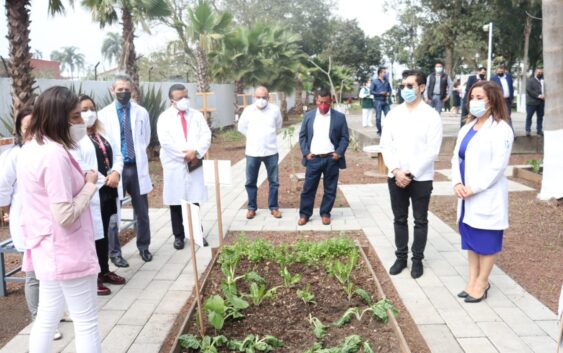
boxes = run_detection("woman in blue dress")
[451,81,514,303]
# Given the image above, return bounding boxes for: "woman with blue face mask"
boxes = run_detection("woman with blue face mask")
[451,81,514,303]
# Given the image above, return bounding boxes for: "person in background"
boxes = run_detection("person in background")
[525,67,545,136]
[490,63,514,123]
[452,79,462,115]
[381,69,443,279]
[238,86,283,220]
[425,61,452,115]
[452,81,513,303]
[157,84,211,249]
[70,95,126,296]
[461,67,486,121]
[370,67,392,135]
[359,80,374,128]
[17,86,101,353]
[98,74,153,264]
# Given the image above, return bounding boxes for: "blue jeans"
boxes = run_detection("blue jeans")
[299,156,340,219]
[245,154,279,211]
[526,103,544,133]
[430,95,443,114]
[374,100,390,133]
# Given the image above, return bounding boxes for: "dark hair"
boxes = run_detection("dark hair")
[402,69,426,86]
[465,80,509,123]
[435,61,444,66]
[27,86,79,149]
[377,67,386,75]
[317,88,331,98]
[14,105,33,147]
[478,66,486,71]
[168,84,187,99]
[79,94,96,110]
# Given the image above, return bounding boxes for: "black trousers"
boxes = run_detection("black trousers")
[96,192,118,275]
[122,164,151,251]
[387,178,433,261]
[170,203,200,240]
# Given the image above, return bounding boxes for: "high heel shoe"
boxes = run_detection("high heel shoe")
[457,290,469,298]
[464,283,491,303]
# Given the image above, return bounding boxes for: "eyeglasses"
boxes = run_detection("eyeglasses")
[255,96,268,100]
[399,84,417,89]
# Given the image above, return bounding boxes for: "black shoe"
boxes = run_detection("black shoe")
[457,290,469,298]
[203,238,209,247]
[464,284,491,303]
[110,255,129,268]
[526,132,531,137]
[140,249,153,262]
[389,259,407,275]
[411,260,424,279]
[537,131,544,136]
[173,238,185,250]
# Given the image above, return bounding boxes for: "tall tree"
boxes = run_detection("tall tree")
[82,0,171,100]
[539,0,563,200]
[51,46,85,79]
[101,32,122,66]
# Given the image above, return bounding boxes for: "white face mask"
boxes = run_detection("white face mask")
[175,98,190,112]
[255,98,268,109]
[69,123,87,144]
[435,67,443,73]
[81,110,97,128]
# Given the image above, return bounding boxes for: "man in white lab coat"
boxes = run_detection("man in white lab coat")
[98,74,153,264]
[157,84,211,250]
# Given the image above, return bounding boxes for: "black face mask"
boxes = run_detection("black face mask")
[116,91,131,105]
[479,74,485,80]
[536,74,544,79]
[497,72,505,77]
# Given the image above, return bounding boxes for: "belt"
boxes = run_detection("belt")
[313,153,333,158]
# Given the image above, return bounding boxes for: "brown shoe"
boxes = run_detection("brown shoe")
[97,275,111,296]
[102,271,126,285]
[322,216,331,225]
[298,217,308,226]
[246,210,256,219]
[271,209,282,218]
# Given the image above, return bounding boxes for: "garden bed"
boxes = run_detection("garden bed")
[512,166,542,184]
[165,231,430,353]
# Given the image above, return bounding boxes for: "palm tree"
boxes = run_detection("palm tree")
[101,32,122,66]
[51,46,85,79]
[82,0,171,100]
[539,0,563,200]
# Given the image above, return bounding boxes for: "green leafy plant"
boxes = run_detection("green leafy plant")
[327,252,358,301]
[178,334,229,352]
[204,295,226,330]
[280,266,301,288]
[245,282,279,306]
[224,292,250,320]
[334,307,362,327]
[297,284,316,304]
[226,334,283,352]
[363,342,375,353]
[303,335,364,353]
[366,298,399,324]
[354,288,373,306]
[308,314,328,339]
[527,159,543,174]
[139,85,167,152]
[0,116,14,138]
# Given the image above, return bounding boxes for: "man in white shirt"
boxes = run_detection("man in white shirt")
[298,88,349,226]
[381,69,443,279]
[238,86,283,219]
[157,84,211,250]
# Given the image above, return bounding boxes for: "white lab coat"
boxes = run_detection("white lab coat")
[0,146,24,251]
[451,116,514,230]
[98,101,153,197]
[157,106,211,205]
[69,133,123,240]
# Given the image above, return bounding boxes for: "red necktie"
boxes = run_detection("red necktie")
[179,111,188,140]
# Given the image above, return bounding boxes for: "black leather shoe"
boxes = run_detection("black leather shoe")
[411,260,424,279]
[389,259,407,275]
[110,255,129,268]
[173,238,185,250]
[457,290,469,298]
[140,249,153,262]
[464,284,490,303]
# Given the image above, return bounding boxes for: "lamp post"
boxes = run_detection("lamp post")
[483,22,493,79]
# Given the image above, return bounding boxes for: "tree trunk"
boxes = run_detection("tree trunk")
[294,75,304,114]
[280,92,288,121]
[195,45,210,93]
[539,0,563,200]
[6,0,35,119]
[520,16,532,111]
[121,7,140,102]
[445,44,454,77]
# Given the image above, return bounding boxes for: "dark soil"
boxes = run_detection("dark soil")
[176,231,430,353]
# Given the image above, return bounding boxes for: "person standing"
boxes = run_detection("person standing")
[298,88,349,226]
[452,79,462,114]
[70,95,126,296]
[238,86,283,220]
[98,74,153,263]
[370,67,392,135]
[359,80,374,128]
[17,86,101,353]
[491,64,514,121]
[451,81,513,303]
[525,67,545,136]
[425,61,452,115]
[381,70,443,279]
[157,84,211,249]
[461,67,486,122]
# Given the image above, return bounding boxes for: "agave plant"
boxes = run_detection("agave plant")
[138,85,167,158]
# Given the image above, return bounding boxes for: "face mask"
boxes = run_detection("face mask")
[400,88,417,103]
[469,100,487,118]
[318,103,331,115]
[116,91,131,105]
[81,110,97,128]
[175,98,190,112]
[497,72,504,77]
[536,74,543,79]
[479,74,485,80]
[255,98,268,109]
[435,67,443,73]
[69,123,87,144]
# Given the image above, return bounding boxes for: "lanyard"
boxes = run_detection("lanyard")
[91,133,111,172]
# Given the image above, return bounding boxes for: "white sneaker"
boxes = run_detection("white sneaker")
[53,330,63,340]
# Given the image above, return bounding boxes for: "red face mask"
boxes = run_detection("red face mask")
[318,103,331,115]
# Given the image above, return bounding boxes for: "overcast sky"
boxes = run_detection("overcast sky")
[0,0,396,74]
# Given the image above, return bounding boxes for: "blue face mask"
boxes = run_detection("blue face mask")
[469,100,487,118]
[401,88,417,103]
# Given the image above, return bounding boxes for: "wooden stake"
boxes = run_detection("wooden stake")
[236,93,253,108]
[214,160,224,247]
[186,203,205,338]
[196,91,216,121]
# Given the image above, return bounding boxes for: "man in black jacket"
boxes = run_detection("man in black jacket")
[461,67,486,125]
[525,67,545,136]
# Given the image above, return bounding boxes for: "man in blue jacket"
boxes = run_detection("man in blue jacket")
[370,67,392,135]
[298,88,349,226]
[491,64,514,122]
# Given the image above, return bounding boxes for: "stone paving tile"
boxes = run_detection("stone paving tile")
[154,290,191,315]
[118,299,159,326]
[461,301,502,323]
[138,280,173,302]
[458,337,499,353]
[505,292,557,321]
[132,313,176,344]
[423,286,465,311]
[125,270,158,289]
[535,320,560,341]
[103,288,144,311]
[101,324,143,353]
[154,262,186,281]
[437,308,485,338]
[521,335,558,353]
[0,335,29,353]
[127,343,161,353]
[418,324,464,353]
[493,307,546,336]
[478,321,535,353]
[168,273,195,291]
[98,309,126,339]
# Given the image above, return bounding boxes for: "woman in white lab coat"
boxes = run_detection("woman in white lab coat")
[71,95,126,295]
[451,81,513,303]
